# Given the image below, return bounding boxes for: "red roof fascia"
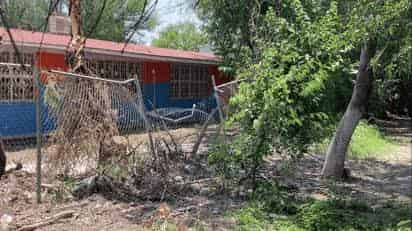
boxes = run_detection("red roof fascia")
[0,27,219,63]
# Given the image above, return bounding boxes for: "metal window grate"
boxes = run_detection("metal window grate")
[171,63,211,99]
[0,52,34,101]
[85,59,141,81]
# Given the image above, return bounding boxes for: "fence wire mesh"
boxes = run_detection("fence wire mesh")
[1,62,238,202]
[0,63,37,172]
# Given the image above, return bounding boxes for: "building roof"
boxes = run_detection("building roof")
[0,27,219,64]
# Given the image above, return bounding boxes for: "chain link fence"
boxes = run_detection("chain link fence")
[1,62,239,202]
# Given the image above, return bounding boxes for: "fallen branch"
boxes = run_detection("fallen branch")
[53,201,89,213]
[17,210,75,231]
[171,205,197,216]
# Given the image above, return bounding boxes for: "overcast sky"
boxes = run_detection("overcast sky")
[139,0,202,45]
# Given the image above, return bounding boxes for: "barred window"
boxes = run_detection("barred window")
[85,59,141,81]
[0,52,34,65]
[0,52,34,101]
[171,64,211,99]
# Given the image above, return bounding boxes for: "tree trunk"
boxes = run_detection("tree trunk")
[67,0,85,71]
[0,139,6,177]
[321,40,377,179]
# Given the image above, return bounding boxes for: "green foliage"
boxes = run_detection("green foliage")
[356,0,412,117]
[233,194,412,231]
[202,0,412,181]
[298,199,412,231]
[349,121,397,159]
[51,178,77,203]
[0,0,157,42]
[298,199,375,231]
[232,181,300,230]
[0,0,49,30]
[235,205,273,230]
[250,181,300,215]
[312,121,398,159]
[210,2,354,183]
[197,0,274,75]
[369,79,412,117]
[81,0,157,42]
[152,22,207,51]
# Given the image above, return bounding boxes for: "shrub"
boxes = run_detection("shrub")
[209,3,353,186]
[233,191,412,231]
[298,199,412,231]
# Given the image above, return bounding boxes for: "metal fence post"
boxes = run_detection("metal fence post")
[212,75,227,140]
[35,66,42,204]
[134,78,156,157]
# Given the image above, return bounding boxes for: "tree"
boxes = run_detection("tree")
[322,0,412,178]
[207,1,354,183]
[81,0,157,42]
[152,22,207,51]
[197,0,268,74]
[0,0,157,42]
[200,0,412,181]
[0,0,49,30]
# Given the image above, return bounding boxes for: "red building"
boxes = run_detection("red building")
[0,27,230,138]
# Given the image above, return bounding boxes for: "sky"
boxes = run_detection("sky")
[140,0,202,45]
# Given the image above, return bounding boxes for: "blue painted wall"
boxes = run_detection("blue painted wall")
[143,82,217,112]
[0,102,36,138]
[0,82,217,138]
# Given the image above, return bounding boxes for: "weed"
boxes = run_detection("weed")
[349,121,398,159]
[311,120,398,159]
[232,186,412,231]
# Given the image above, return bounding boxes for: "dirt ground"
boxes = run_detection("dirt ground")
[1,123,411,230]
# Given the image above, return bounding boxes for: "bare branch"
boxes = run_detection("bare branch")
[0,5,27,71]
[121,0,158,53]
[84,0,107,40]
[37,0,64,52]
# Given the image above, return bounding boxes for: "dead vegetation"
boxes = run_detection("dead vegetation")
[1,127,410,230]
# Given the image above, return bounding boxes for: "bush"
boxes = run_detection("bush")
[298,199,375,231]
[298,199,412,231]
[208,3,355,186]
[233,197,412,231]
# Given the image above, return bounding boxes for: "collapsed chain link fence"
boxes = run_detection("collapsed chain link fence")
[0,62,37,172]
[1,62,240,202]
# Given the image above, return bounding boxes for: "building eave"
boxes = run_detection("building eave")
[1,41,220,65]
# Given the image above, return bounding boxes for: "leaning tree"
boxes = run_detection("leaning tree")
[198,0,412,180]
[322,0,412,178]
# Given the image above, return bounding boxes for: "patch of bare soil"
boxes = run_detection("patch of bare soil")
[1,126,240,230]
[271,118,412,205]
[280,147,411,205]
[0,167,240,231]
[1,122,410,230]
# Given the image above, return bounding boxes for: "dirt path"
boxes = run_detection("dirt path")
[280,118,412,205]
